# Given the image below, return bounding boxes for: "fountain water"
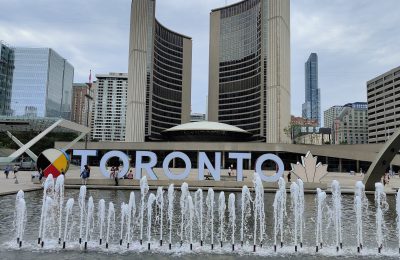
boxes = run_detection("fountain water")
[167,184,174,249]
[180,183,189,246]
[15,190,26,248]
[147,193,156,250]
[126,192,136,248]
[78,185,87,244]
[188,195,194,250]
[297,179,305,247]
[240,185,252,247]
[156,187,164,246]
[253,173,266,251]
[119,203,129,246]
[84,197,94,249]
[290,182,300,252]
[375,182,388,253]
[218,192,226,248]
[228,193,236,251]
[206,188,215,250]
[273,177,286,251]
[331,180,342,251]
[55,175,64,244]
[139,176,149,245]
[397,189,400,253]
[62,198,74,249]
[316,188,326,252]
[98,199,106,245]
[354,181,367,253]
[106,202,115,249]
[38,174,54,245]
[194,189,204,246]
[41,196,54,248]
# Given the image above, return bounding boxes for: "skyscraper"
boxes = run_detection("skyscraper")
[324,105,344,129]
[302,53,320,126]
[92,73,127,141]
[125,0,192,142]
[11,48,74,119]
[0,42,14,116]
[71,83,94,126]
[208,0,291,143]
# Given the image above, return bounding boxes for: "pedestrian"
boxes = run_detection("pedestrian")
[287,171,292,183]
[38,168,44,183]
[228,166,232,176]
[114,166,120,186]
[110,166,116,179]
[126,169,134,179]
[85,165,91,178]
[4,165,10,179]
[13,164,19,179]
[80,167,88,185]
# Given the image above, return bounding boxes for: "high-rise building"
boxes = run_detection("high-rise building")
[367,66,400,143]
[92,73,127,141]
[302,53,320,126]
[11,48,74,119]
[208,0,291,143]
[0,42,14,116]
[332,102,368,144]
[324,105,344,129]
[71,83,94,126]
[125,0,192,142]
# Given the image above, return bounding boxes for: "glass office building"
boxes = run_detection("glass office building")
[11,48,74,119]
[0,42,15,116]
[208,0,291,143]
[302,53,320,126]
[125,0,192,142]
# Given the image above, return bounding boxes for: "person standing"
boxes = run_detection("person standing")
[80,167,88,185]
[13,164,19,179]
[287,171,292,183]
[4,165,10,179]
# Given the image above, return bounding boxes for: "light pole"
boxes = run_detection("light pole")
[84,83,93,149]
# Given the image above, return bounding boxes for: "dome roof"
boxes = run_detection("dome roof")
[163,121,250,133]
[161,121,253,142]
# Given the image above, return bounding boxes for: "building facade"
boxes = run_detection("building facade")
[71,83,95,126]
[92,73,127,141]
[208,0,291,143]
[324,105,344,129]
[10,48,73,119]
[302,53,320,126]
[190,113,206,122]
[367,66,400,143]
[125,0,192,142]
[0,42,14,116]
[332,102,368,144]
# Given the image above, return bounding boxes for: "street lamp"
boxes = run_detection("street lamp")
[84,83,93,149]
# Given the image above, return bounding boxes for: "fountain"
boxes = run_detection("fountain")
[139,176,149,245]
[41,196,54,248]
[84,197,94,249]
[315,188,326,252]
[397,189,400,254]
[273,177,286,251]
[126,192,136,248]
[228,193,236,251]
[98,199,106,245]
[15,190,26,248]
[297,179,305,248]
[240,185,252,247]
[180,182,189,246]
[188,195,194,250]
[156,187,164,246]
[290,182,300,252]
[206,188,215,250]
[62,198,74,249]
[105,202,115,249]
[354,181,367,253]
[78,185,87,244]
[38,174,54,245]
[119,202,129,246]
[55,175,64,244]
[167,184,174,250]
[147,193,156,250]
[218,192,226,248]
[331,180,342,251]
[253,173,265,252]
[194,189,204,247]
[375,182,388,253]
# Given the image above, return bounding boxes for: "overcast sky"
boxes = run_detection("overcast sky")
[1,0,399,118]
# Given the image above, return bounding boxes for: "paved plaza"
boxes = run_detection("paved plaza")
[1,165,399,196]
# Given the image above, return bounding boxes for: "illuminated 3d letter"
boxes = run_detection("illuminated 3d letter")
[99,151,130,178]
[135,151,158,180]
[198,152,221,181]
[163,152,191,180]
[255,153,284,182]
[229,152,251,181]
